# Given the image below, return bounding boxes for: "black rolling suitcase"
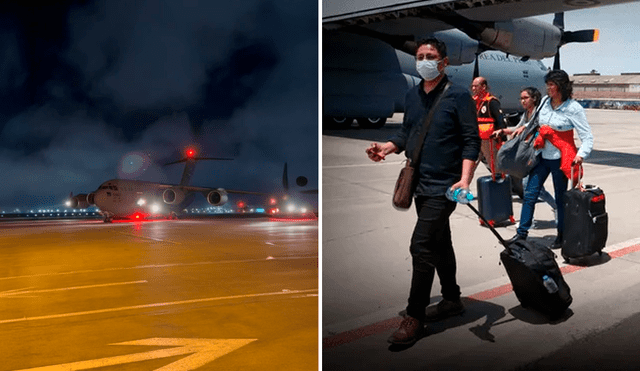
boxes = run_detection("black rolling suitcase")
[468,203,572,319]
[476,139,515,227]
[561,179,608,262]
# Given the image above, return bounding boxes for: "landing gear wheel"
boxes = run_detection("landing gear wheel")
[323,116,352,129]
[356,117,387,129]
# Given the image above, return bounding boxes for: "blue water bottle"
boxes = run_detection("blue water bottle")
[542,275,559,294]
[445,187,474,204]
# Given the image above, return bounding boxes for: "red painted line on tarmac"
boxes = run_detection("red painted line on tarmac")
[323,243,640,350]
[607,243,640,258]
[468,283,513,301]
[323,317,402,349]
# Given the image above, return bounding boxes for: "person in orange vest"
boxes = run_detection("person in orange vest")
[471,77,507,173]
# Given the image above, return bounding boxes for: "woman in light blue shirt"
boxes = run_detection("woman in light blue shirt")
[505,70,593,248]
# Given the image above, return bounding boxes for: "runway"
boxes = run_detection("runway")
[0,217,318,370]
[323,109,640,370]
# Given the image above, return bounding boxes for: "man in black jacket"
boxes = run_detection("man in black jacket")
[366,38,480,346]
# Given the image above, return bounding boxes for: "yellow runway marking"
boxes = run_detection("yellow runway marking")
[0,289,318,325]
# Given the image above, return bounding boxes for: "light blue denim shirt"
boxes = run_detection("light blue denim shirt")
[534,96,594,160]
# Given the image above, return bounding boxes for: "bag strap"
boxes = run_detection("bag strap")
[526,96,549,131]
[409,81,452,167]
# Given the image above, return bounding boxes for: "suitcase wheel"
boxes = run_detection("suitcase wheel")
[479,218,485,226]
[509,215,515,223]
[488,220,496,227]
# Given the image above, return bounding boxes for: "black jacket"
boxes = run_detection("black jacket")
[388,76,481,196]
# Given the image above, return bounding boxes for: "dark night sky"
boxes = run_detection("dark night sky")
[0,0,318,210]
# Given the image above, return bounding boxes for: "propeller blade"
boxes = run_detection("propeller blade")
[473,54,480,79]
[563,29,599,44]
[554,47,561,70]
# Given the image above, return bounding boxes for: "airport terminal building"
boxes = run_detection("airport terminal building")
[572,72,640,110]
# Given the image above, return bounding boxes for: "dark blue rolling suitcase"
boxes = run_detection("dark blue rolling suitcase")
[476,174,515,227]
[476,139,514,227]
[468,203,572,320]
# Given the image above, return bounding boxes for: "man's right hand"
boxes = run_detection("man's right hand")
[366,142,397,162]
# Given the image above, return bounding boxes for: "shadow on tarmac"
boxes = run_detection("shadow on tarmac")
[389,296,573,352]
[588,149,640,170]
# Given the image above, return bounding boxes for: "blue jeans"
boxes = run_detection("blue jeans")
[517,157,567,237]
[406,195,459,321]
[523,176,557,210]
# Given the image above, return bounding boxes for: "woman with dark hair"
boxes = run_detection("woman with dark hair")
[493,87,557,214]
[504,70,593,249]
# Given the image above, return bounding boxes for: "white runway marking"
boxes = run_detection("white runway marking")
[0,281,147,298]
[0,256,318,281]
[115,231,181,244]
[0,288,318,325]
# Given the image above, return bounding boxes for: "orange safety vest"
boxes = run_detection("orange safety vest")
[475,94,498,140]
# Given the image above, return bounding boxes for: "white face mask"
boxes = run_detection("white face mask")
[416,59,441,81]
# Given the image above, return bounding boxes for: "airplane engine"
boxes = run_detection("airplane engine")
[206,189,228,206]
[69,194,90,209]
[163,188,187,205]
[433,30,479,66]
[478,19,561,60]
[87,193,96,206]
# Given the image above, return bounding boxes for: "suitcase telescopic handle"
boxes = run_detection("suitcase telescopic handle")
[570,163,583,190]
[466,203,513,252]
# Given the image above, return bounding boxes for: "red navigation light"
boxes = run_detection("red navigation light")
[269,198,277,205]
[237,201,246,209]
[186,148,196,158]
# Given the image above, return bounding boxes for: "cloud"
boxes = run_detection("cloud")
[0,0,318,210]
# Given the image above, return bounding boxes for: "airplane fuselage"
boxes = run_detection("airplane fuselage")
[323,29,548,124]
[93,179,194,220]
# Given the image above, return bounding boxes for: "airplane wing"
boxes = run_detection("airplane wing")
[324,0,639,25]
[324,0,635,60]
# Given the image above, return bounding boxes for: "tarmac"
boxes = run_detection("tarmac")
[322,109,640,370]
[0,217,318,370]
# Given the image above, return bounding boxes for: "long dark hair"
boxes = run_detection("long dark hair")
[545,69,573,101]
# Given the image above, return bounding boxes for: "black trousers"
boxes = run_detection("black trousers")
[406,195,460,321]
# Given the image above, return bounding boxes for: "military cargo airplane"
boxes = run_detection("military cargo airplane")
[67,148,264,222]
[322,0,627,128]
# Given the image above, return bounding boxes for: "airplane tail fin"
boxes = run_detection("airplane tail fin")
[164,149,234,186]
[283,163,289,191]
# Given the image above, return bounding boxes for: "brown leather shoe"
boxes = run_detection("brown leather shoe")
[424,299,465,322]
[387,316,423,345]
